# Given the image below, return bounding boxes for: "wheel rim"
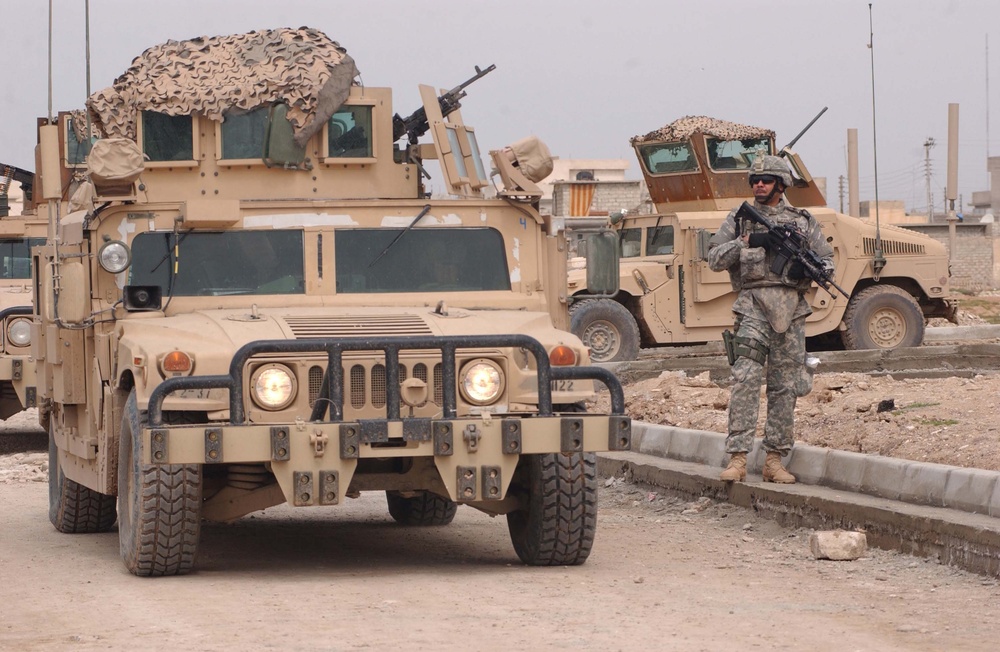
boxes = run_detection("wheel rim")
[868,306,906,348]
[582,319,620,361]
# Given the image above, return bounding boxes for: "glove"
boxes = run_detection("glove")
[747,233,771,249]
[788,261,806,280]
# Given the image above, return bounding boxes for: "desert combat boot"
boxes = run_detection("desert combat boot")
[763,452,796,484]
[720,452,747,482]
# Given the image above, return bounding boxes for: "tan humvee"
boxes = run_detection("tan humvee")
[567,116,956,362]
[0,167,45,419]
[34,28,630,576]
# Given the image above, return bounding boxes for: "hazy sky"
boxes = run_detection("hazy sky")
[3,0,998,214]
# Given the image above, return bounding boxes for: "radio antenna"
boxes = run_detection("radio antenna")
[868,3,886,279]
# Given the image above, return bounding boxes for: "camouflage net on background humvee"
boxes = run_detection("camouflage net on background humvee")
[86,27,359,145]
[631,116,774,144]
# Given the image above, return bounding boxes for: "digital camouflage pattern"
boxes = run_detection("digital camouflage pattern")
[749,154,794,188]
[707,197,834,454]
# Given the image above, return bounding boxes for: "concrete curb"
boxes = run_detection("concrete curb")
[596,451,1000,577]
[628,421,1000,518]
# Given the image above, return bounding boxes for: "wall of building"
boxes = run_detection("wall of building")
[903,222,1000,290]
[551,180,648,217]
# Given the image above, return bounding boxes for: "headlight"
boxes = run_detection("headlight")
[250,364,297,410]
[6,318,31,347]
[98,240,132,273]
[459,359,505,405]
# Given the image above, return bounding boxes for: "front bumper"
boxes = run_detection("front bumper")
[144,334,631,504]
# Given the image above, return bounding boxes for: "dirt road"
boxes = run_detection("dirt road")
[2,453,999,651]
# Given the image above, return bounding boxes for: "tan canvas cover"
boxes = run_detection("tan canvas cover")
[87,27,359,146]
[631,116,774,145]
[508,136,554,183]
[87,138,144,185]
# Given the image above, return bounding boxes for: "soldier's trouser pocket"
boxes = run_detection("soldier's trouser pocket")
[739,246,766,283]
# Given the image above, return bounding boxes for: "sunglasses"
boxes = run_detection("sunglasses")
[749,174,778,186]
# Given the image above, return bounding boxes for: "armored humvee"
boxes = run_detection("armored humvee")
[34,28,630,576]
[567,116,956,362]
[0,165,45,420]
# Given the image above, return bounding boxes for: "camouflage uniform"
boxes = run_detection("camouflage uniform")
[707,197,833,455]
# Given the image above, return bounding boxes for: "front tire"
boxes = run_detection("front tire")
[506,452,598,566]
[118,390,202,576]
[569,299,641,363]
[48,424,116,534]
[386,491,458,526]
[841,285,924,350]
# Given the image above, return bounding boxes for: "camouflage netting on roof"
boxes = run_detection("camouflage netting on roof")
[87,27,359,146]
[630,116,774,145]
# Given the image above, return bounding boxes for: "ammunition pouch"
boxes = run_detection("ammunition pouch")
[733,334,768,366]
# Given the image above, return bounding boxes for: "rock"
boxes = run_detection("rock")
[809,530,867,560]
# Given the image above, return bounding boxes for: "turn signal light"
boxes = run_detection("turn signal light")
[548,345,577,366]
[162,351,193,373]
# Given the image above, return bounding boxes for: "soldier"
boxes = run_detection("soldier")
[707,155,834,484]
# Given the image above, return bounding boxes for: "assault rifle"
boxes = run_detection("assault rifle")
[735,200,848,298]
[392,64,496,145]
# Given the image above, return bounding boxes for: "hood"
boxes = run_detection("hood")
[118,305,578,379]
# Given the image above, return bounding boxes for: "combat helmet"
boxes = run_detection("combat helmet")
[749,154,794,188]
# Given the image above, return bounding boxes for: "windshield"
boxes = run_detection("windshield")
[705,137,771,170]
[336,228,511,293]
[638,142,696,175]
[130,230,305,296]
[0,238,44,279]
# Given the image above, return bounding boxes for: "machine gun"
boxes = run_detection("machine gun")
[735,200,848,298]
[778,106,827,156]
[392,64,496,145]
[1,163,35,217]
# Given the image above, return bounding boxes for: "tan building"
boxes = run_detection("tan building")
[860,200,909,224]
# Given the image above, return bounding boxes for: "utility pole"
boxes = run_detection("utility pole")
[924,137,935,220]
[838,175,845,213]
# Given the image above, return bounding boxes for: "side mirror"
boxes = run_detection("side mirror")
[585,231,620,296]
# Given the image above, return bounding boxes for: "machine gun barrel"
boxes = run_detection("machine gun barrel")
[392,64,496,144]
[779,106,828,153]
[735,201,847,298]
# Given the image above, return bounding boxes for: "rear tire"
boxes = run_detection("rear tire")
[569,299,641,363]
[48,424,117,534]
[386,491,458,526]
[841,285,924,350]
[506,452,598,566]
[118,390,202,576]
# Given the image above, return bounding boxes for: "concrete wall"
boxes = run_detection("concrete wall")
[903,221,1000,290]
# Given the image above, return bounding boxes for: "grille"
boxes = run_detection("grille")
[308,360,443,414]
[863,238,925,256]
[283,314,433,338]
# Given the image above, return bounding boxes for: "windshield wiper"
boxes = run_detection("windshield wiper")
[367,204,432,268]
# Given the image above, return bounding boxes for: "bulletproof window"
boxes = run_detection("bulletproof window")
[221,107,269,160]
[64,115,91,166]
[0,238,45,279]
[705,137,771,171]
[327,106,373,158]
[335,227,510,294]
[619,228,642,258]
[130,230,305,296]
[639,142,697,175]
[645,225,674,255]
[141,111,194,162]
